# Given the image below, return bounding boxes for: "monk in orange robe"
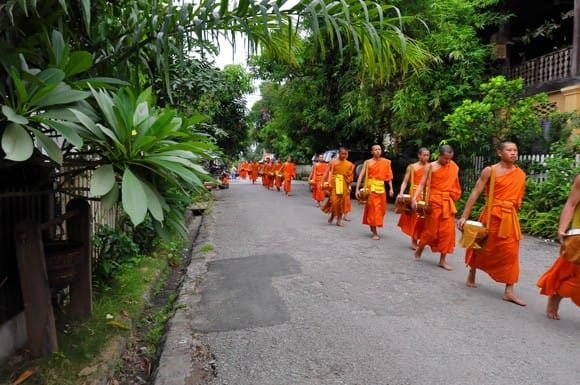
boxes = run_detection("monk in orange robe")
[459,141,526,305]
[282,156,296,196]
[267,159,275,190]
[273,159,284,191]
[397,147,430,249]
[321,147,354,226]
[412,144,461,270]
[262,158,271,188]
[239,161,249,180]
[537,173,580,319]
[250,160,259,184]
[309,154,328,207]
[355,144,394,240]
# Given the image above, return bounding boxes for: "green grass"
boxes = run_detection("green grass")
[0,254,168,385]
[200,244,214,252]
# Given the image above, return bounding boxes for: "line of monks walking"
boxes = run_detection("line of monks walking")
[307,143,580,320]
[236,156,297,196]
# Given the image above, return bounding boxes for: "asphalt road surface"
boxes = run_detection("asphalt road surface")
[161,178,580,385]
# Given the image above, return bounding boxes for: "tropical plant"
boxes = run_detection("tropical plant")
[80,86,217,236]
[444,76,553,163]
[519,142,580,239]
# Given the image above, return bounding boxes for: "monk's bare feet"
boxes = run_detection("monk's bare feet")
[336,222,344,227]
[343,217,351,222]
[438,262,454,271]
[327,216,334,224]
[546,295,562,320]
[372,234,379,240]
[414,247,423,260]
[466,269,477,288]
[502,294,527,306]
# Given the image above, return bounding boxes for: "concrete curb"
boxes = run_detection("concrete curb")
[151,210,215,385]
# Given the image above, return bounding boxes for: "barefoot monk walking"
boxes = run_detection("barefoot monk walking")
[458,141,527,306]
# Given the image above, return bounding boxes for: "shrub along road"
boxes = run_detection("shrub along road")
[153,179,580,385]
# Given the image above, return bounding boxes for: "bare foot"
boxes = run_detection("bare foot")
[546,295,562,320]
[410,245,418,251]
[327,216,334,224]
[466,269,477,288]
[372,235,380,240]
[502,295,527,306]
[438,262,454,271]
[343,217,351,222]
[414,248,423,260]
[336,222,345,227]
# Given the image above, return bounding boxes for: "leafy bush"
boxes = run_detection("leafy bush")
[92,224,140,287]
[519,142,579,239]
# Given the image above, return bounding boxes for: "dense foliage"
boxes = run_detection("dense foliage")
[249,0,502,157]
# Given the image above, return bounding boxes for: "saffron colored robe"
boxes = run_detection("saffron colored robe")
[283,162,296,193]
[239,161,249,179]
[250,162,259,183]
[397,163,426,240]
[321,160,354,216]
[537,203,580,305]
[465,166,526,284]
[311,162,328,202]
[362,158,393,227]
[419,160,461,254]
[262,163,271,188]
[274,162,284,190]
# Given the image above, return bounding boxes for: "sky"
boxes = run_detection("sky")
[213,37,262,108]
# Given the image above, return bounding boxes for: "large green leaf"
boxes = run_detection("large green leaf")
[33,117,84,148]
[89,164,116,197]
[101,183,120,210]
[1,123,34,161]
[28,127,63,164]
[51,30,66,67]
[121,168,148,226]
[141,181,165,222]
[1,105,28,124]
[64,51,93,77]
[34,83,90,108]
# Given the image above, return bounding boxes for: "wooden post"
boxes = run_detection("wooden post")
[66,198,92,318]
[14,222,58,357]
[572,0,580,77]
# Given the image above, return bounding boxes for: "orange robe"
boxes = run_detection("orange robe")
[239,161,249,179]
[267,163,275,189]
[273,162,284,190]
[250,162,259,183]
[465,167,526,284]
[362,158,393,227]
[283,162,296,193]
[321,160,354,216]
[262,163,271,187]
[397,164,426,239]
[419,161,461,254]
[311,162,328,202]
[537,203,580,305]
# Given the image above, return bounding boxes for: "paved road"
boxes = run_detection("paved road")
[154,178,580,385]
